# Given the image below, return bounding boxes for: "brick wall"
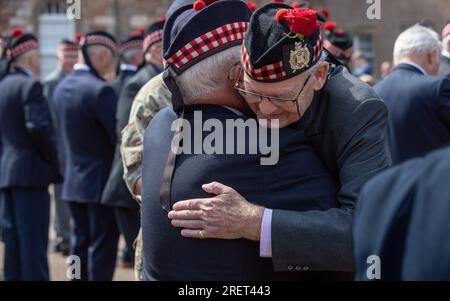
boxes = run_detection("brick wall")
[1,0,449,77]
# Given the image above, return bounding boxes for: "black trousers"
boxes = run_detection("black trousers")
[68,201,119,281]
[2,187,50,281]
[114,207,140,261]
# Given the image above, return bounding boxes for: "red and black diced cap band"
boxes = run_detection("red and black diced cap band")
[81,31,117,54]
[163,0,252,74]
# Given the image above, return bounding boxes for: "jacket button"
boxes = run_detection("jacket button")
[287,265,294,271]
[295,266,302,271]
[302,266,310,271]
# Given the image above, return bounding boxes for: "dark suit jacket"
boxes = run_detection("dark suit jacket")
[102,64,160,208]
[269,65,391,272]
[54,69,117,203]
[0,58,6,181]
[43,68,66,174]
[0,58,7,82]
[439,54,450,78]
[142,105,342,281]
[111,69,135,96]
[374,63,450,164]
[354,146,450,281]
[0,68,60,188]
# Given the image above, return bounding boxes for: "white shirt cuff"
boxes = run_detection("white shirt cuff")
[259,208,273,258]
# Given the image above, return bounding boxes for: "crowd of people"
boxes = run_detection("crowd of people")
[0,0,449,281]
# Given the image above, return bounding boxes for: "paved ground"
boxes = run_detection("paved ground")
[0,194,135,281]
[0,240,135,281]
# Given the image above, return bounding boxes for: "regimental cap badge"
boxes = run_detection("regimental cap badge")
[290,41,310,71]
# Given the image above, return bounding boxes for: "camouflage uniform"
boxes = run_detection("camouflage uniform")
[120,72,171,280]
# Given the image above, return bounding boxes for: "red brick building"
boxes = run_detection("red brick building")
[1,0,449,77]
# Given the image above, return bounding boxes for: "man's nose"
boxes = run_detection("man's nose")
[259,98,278,116]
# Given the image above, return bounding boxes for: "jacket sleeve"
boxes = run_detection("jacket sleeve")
[437,77,450,127]
[271,98,391,272]
[22,80,58,163]
[121,74,172,200]
[94,86,118,146]
[116,80,141,135]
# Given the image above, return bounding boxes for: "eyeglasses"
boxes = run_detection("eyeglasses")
[230,64,312,110]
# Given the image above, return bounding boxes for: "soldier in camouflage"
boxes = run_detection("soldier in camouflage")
[120,72,171,279]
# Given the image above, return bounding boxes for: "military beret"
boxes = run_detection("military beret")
[163,0,252,75]
[6,28,39,60]
[323,21,353,65]
[143,18,166,53]
[58,33,81,53]
[242,2,323,82]
[120,30,144,54]
[81,31,117,55]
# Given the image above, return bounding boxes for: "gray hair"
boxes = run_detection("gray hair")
[175,46,240,105]
[393,24,441,65]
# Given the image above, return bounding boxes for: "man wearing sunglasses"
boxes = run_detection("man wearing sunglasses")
[169,3,391,274]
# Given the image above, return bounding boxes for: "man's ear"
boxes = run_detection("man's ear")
[427,48,438,66]
[312,62,329,91]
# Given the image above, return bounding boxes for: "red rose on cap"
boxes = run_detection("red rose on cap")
[278,8,321,37]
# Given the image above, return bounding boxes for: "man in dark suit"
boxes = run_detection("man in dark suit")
[42,37,79,256]
[0,35,7,82]
[374,24,450,165]
[142,1,345,280]
[354,146,450,281]
[101,20,165,269]
[439,22,450,78]
[169,3,390,274]
[115,19,165,127]
[0,29,60,281]
[111,32,143,95]
[102,29,145,268]
[0,34,8,242]
[54,31,119,281]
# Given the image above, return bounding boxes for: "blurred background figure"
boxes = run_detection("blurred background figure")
[354,146,450,281]
[0,35,8,81]
[53,31,119,281]
[42,35,80,257]
[323,21,354,69]
[380,61,394,79]
[101,28,145,269]
[374,24,450,165]
[0,28,60,280]
[0,34,7,243]
[351,51,373,77]
[439,20,450,77]
[111,30,144,95]
[101,18,165,269]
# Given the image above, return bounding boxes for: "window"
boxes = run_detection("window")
[354,34,374,68]
[39,1,76,78]
[41,0,66,15]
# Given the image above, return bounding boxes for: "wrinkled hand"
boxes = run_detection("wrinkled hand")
[168,182,265,241]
